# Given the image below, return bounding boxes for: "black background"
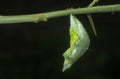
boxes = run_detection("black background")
[0,0,120,79]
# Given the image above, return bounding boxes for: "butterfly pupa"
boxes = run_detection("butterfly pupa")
[62,14,90,72]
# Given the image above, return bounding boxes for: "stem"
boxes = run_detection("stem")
[87,0,99,36]
[0,4,120,24]
[89,0,99,7]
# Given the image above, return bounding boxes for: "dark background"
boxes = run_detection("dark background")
[0,0,120,79]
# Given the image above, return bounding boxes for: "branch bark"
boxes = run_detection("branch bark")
[0,4,120,24]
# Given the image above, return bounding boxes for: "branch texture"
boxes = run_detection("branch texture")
[0,4,120,24]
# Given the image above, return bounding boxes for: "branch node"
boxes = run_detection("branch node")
[34,14,47,23]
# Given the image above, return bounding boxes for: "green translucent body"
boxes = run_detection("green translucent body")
[62,15,90,72]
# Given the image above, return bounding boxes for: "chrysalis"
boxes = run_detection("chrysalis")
[62,14,90,72]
